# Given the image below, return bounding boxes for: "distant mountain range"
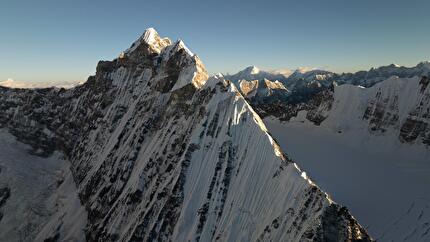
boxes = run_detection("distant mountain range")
[226,62,430,92]
[0,78,82,89]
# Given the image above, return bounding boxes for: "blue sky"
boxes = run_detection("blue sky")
[1,0,429,82]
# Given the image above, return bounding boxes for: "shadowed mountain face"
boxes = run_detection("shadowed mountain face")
[0,28,372,241]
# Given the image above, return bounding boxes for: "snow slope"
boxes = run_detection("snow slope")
[264,116,430,241]
[322,76,430,145]
[0,129,86,242]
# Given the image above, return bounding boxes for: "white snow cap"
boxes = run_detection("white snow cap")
[124,28,197,59]
[142,27,158,44]
[125,28,172,54]
[244,65,260,74]
[175,39,194,56]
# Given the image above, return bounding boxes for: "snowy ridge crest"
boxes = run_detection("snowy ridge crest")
[229,79,340,204]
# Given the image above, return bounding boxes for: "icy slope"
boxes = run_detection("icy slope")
[0,28,372,241]
[0,129,86,242]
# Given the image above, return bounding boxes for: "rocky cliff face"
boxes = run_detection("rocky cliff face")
[0,28,372,241]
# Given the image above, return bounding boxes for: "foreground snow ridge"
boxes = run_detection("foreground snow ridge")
[0,28,372,241]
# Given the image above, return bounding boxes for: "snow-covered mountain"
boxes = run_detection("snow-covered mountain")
[283,69,334,90]
[257,74,430,240]
[225,66,291,83]
[336,62,430,87]
[225,67,332,109]
[0,130,86,241]
[0,28,372,241]
[225,66,332,89]
[236,78,289,101]
[228,62,430,97]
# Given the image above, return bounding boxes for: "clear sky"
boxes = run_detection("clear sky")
[1,0,429,82]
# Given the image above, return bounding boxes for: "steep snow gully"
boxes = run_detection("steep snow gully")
[0,28,372,241]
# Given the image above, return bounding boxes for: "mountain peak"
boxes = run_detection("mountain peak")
[236,65,260,76]
[294,66,314,74]
[95,28,207,92]
[125,27,172,54]
[142,27,159,44]
[243,65,260,74]
[172,39,194,57]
